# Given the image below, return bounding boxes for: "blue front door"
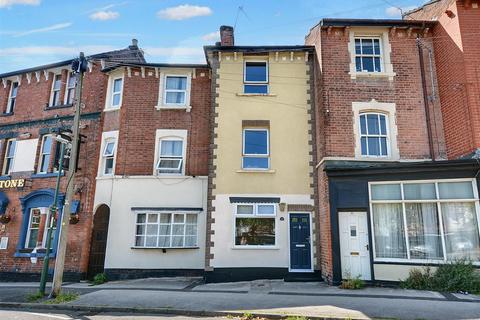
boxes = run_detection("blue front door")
[289,213,312,270]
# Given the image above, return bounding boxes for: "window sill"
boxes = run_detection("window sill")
[236,169,276,174]
[236,93,277,97]
[31,172,64,179]
[45,104,73,110]
[0,112,14,117]
[104,107,121,112]
[155,105,192,112]
[131,246,199,250]
[374,259,480,266]
[232,246,279,250]
[350,71,396,80]
[14,250,56,258]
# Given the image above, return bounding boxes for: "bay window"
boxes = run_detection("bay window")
[134,211,198,248]
[234,203,276,246]
[370,180,480,263]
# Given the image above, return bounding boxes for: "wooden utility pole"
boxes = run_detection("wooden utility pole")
[50,52,86,297]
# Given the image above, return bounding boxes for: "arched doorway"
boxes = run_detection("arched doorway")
[87,204,110,279]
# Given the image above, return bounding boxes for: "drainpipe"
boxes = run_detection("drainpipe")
[417,38,436,161]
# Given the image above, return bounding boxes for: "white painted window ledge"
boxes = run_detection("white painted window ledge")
[155,105,192,112]
[236,93,277,97]
[350,71,396,80]
[236,169,276,174]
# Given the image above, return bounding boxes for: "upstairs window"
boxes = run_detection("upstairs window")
[50,74,62,106]
[360,113,389,157]
[6,82,18,114]
[157,139,184,174]
[111,78,123,108]
[65,72,76,105]
[2,139,16,175]
[355,37,382,73]
[38,135,53,174]
[242,129,269,170]
[244,61,268,94]
[164,76,187,106]
[102,139,116,175]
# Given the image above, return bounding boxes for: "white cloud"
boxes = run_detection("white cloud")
[157,4,212,20]
[0,45,116,57]
[201,31,219,42]
[385,6,417,17]
[0,0,40,8]
[89,10,120,21]
[14,22,72,37]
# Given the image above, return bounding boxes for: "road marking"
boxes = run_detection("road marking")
[26,312,72,319]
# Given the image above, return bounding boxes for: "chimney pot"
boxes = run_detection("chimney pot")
[130,39,139,48]
[219,25,234,46]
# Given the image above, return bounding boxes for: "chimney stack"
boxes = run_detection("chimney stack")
[219,25,234,46]
[129,38,139,49]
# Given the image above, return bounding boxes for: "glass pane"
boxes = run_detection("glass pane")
[42,136,52,153]
[158,236,170,247]
[379,115,386,134]
[235,218,275,246]
[158,159,181,170]
[68,74,76,87]
[404,183,436,200]
[159,225,171,236]
[244,84,268,94]
[406,203,443,260]
[172,236,184,247]
[104,141,115,156]
[145,236,157,247]
[257,204,275,215]
[137,214,146,223]
[360,114,367,134]
[362,57,374,72]
[104,158,114,174]
[355,39,361,54]
[186,224,197,236]
[243,157,269,169]
[160,214,171,224]
[380,137,388,156]
[53,75,62,90]
[185,236,197,247]
[173,214,184,223]
[245,62,267,82]
[166,76,187,90]
[361,137,367,156]
[112,93,121,106]
[237,205,254,215]
[244,130,268,155]
[161,140,183,156]
[372,203,407,258]
[361,39,373,54]
[438,181,474,199]
[135,236,145,246]
[172,224,184,236]
[166,92,186,104]
[371,184,401,200]
[40,155,50,173]
[355,57,362,72]
[27,229,38,248]
[186,214,197,224]
[7,141,16,157]
[373,39,381,55]
[147,214,158,223]
[113,78,122,92]
[374,57,381,72]
[136,224,145,236]
[146,224,158,236]
[441,202,480,261]
[367,137,380,156]
[367,114,380,134]
[11,83,18,96]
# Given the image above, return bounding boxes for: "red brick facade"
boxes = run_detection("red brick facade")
[407,0,480,158]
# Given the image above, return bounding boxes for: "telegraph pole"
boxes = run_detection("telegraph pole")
[50,52,87,297]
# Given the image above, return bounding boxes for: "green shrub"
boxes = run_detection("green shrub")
[340,275,365,289]
[402,260,480,294]
[45,292,79,304]
[92,272,108,285]
[26,292,44,302]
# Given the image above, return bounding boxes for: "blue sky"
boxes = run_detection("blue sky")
[0,0,426,73]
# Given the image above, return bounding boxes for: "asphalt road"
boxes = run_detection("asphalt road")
[0,309,228,320]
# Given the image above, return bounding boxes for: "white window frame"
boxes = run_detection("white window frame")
[359,112,390,157]
[25,207,48,249]
[154,129,188,176]
[6,81,18,114]
[2,139,16,175]
[105,70,124,110]
[49,74,63,107]
[97,131,118,177]
[156,70,192,111]
[64,72,76,105]
[354,36,383,73]
[163,75,188,106]
[133,211,199,248]
[233,203,277,248]
[242,128,270,170]
[243,60,269,94]
[37,135,53,174]
[369,178,480,265]
[102,139,116,176]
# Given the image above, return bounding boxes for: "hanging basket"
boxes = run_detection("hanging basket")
[0,215,11,224]
[69,214,80,225]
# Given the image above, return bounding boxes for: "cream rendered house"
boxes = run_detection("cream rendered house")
[204,26,319,282]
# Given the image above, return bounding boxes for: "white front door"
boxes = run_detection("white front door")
[339,211,371,280]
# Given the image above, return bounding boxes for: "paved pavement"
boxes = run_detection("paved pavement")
[0,278,479,320]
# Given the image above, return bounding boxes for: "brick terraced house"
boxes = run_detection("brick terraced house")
[92,61,211,280]
[306,18,480,285]
[0,41,145,281]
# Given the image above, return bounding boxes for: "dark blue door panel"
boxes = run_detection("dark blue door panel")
[289,214,312,270]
